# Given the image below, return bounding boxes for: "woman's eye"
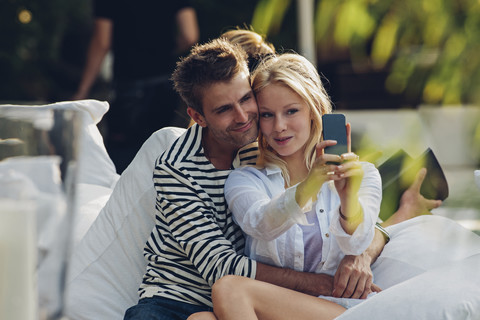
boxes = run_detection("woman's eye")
[260,112,273,118]
[287,109,298,115]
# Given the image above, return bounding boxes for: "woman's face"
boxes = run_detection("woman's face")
[256,83,312,160]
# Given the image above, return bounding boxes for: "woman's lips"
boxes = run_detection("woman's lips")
[274,136,292,145]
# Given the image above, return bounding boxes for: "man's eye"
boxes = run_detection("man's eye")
[240,95,252,103]
[216,106,230,114]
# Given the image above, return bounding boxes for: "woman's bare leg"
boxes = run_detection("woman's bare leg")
[212,275,345,320]
[187,311,217,320]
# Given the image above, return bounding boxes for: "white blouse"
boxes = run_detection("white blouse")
[224,162,382,276]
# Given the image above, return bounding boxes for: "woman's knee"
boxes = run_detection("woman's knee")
[212,276,248,309]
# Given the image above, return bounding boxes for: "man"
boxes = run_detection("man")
[124,38,441,319]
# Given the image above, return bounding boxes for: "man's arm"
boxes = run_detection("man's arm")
[382,168,442,228]
[72,18,112,100]
[153,161,256,286]
[255,262,335,297]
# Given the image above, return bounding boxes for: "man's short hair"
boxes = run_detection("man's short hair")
[171,38,249,114]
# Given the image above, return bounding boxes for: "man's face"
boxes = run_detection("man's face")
[192,70,259,153]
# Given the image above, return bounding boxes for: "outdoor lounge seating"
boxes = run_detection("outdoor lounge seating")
[1,100,479,319]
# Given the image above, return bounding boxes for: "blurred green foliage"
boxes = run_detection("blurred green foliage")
[252,0,480,106]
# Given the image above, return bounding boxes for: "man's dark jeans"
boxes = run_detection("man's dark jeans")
[124,296,212,320]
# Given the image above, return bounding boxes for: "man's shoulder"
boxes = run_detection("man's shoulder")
[147,127,186,151]
[156,125,203,167]
[236,141,259,167]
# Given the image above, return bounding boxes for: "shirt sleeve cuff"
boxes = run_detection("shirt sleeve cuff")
[329,205,375,255]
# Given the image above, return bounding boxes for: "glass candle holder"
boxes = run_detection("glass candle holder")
[0,107,80,319]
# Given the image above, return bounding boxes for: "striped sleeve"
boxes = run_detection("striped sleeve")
[152,161,255,286]
[139,125,257,306]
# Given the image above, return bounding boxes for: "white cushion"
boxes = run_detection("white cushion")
[372,215,480,290]
[0,100,119,188]
[337,216,480,319]
[65,127,185,320]
[324,215,480,314]
[338,253,480,320]
[73,183,113,248]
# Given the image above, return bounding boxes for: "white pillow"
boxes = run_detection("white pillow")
[65,126,186,320]
[372,215,480,290]
[338,253,480,320]
[330,215,480,318]
[73,183,113,248]
[0,100,119,188]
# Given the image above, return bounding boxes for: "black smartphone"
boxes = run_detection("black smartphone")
[322,113,348,158]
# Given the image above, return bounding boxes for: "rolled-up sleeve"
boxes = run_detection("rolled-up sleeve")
[225,167,309,241]
[329,162,382,255]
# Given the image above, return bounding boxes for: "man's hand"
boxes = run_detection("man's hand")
[383,168,442,227]
[332,253,381,299]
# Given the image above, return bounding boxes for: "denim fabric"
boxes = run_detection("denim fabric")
[124,296,212,320]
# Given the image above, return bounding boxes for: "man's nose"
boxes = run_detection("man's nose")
[235,105,249,122]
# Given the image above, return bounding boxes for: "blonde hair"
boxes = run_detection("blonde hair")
[251,53,332,186]
[221,28,275,72]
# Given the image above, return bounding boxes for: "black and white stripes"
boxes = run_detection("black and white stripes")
[139,124,258,307]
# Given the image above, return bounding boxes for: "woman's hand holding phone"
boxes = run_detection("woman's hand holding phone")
[295,140,340,208]
[321,116,364,233]
[334,153,363,197]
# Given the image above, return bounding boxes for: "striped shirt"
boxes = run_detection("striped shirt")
[139,124,258,307]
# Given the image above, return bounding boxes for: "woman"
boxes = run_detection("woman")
[226,53,381,277]
[189,53,381,320]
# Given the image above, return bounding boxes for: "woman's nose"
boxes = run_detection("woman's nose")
[274,117,286,132]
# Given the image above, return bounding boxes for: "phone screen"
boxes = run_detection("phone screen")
[322,113,348,156]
